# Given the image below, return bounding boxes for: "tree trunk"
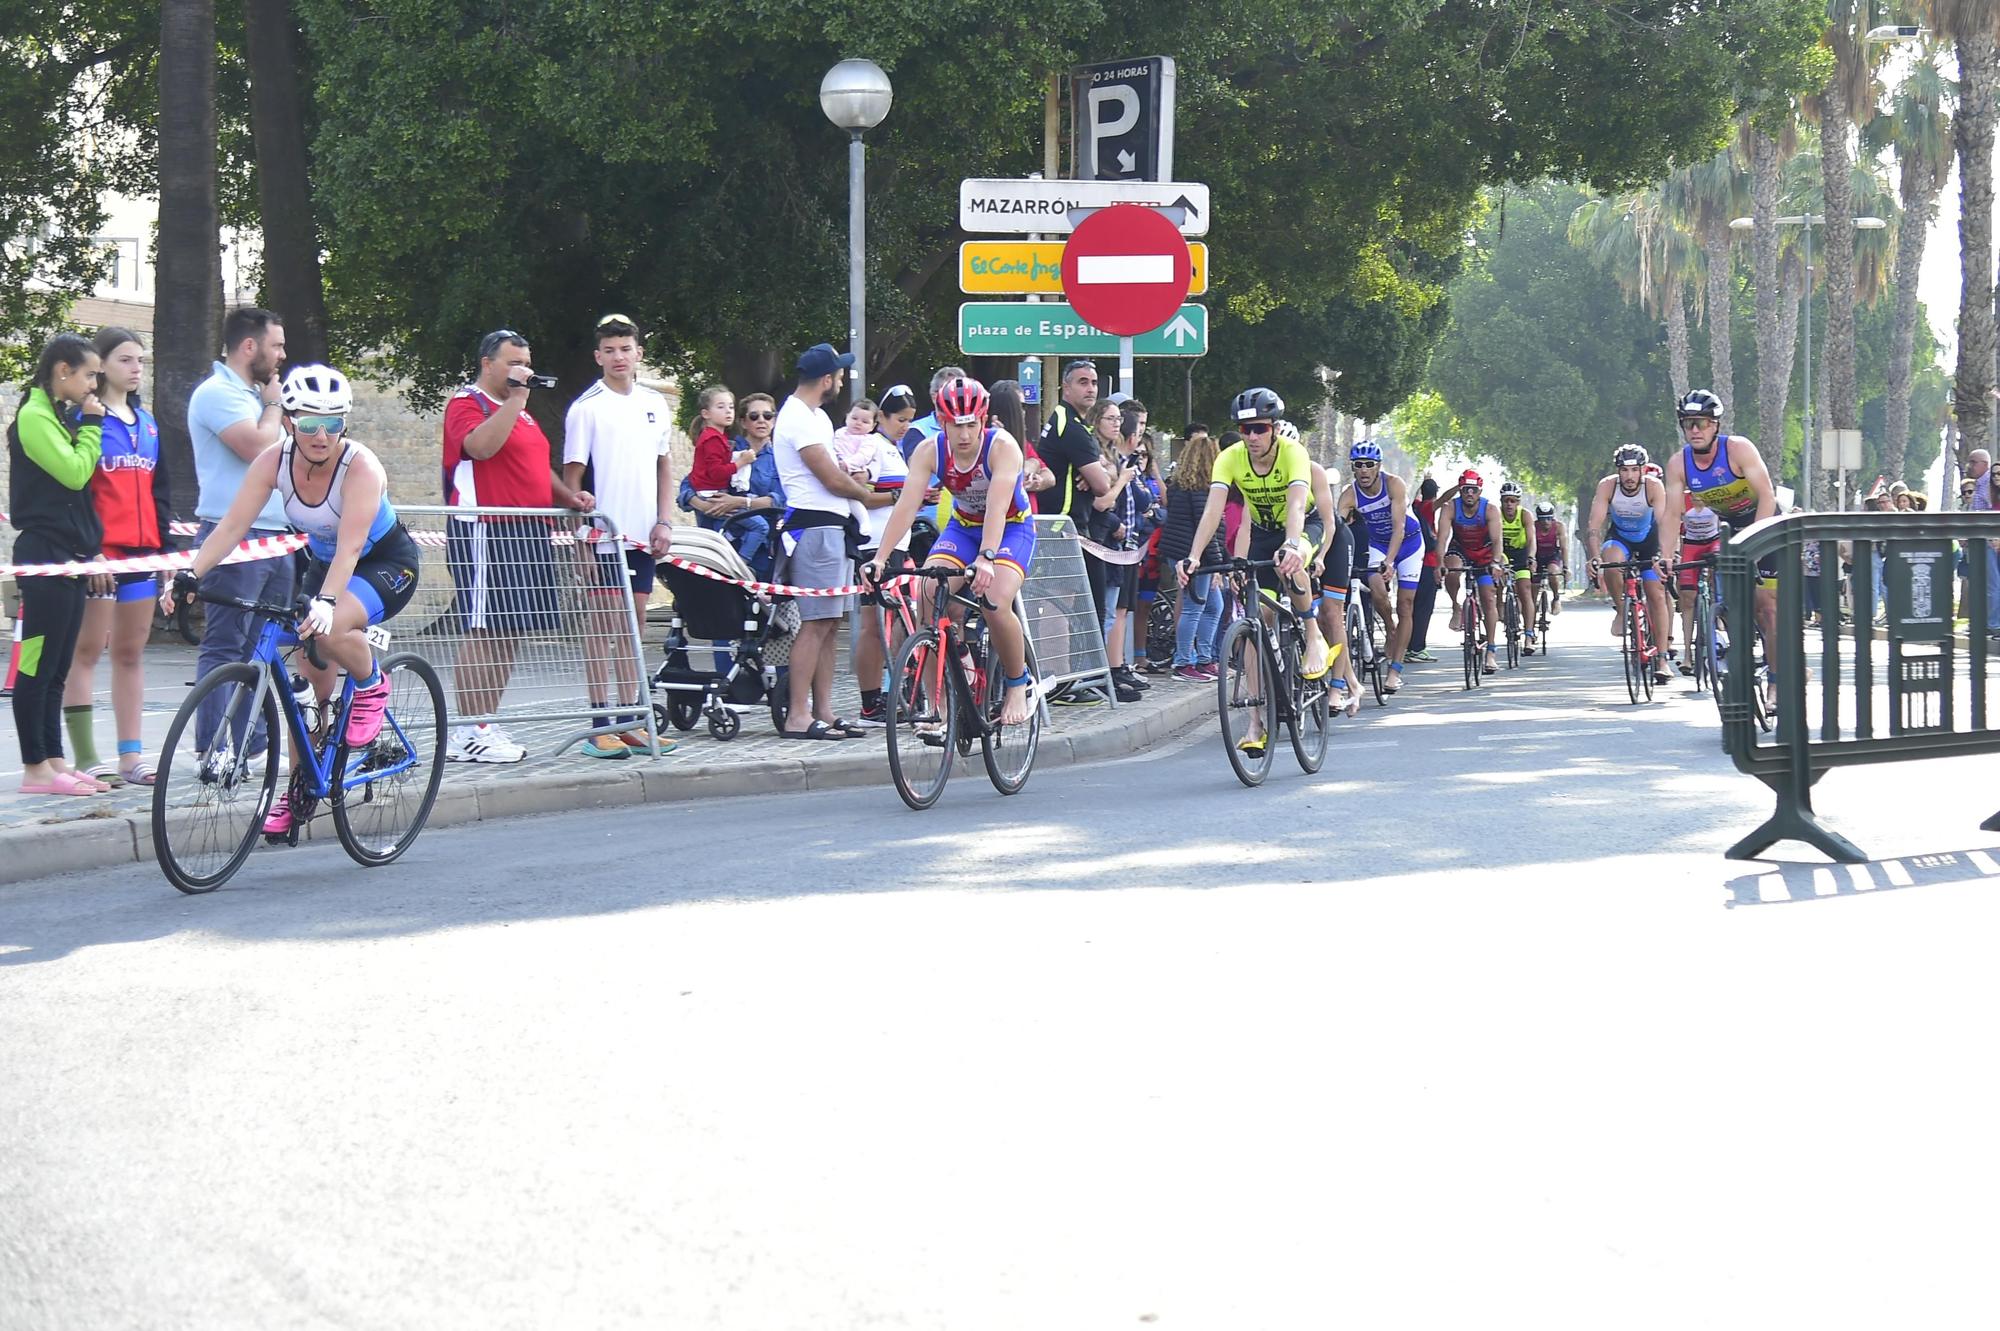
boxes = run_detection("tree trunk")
[1884,150,1941,489]
[1774,254,1805,487]
[243,0,330,363]
[1749,129,1787,474]
[1819,49,1861,447]
[1944,414,1960,509]
[1700,219,1735,416]
[155,0,221,521]
[1952,33,1999,461]
[1665,278,1691,405]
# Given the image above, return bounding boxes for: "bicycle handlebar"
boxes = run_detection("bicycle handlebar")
[866,563,999,612]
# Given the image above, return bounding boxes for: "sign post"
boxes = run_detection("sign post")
[1058,204,1193,400]
[1822,428,1863,510]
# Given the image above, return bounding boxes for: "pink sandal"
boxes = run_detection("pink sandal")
[20,771,101,797]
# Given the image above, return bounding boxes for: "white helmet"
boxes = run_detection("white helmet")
[1276,420,1301,445]
[281,364,353,415]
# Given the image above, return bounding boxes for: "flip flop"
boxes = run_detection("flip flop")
[1236,734,1268,755]
[118,760,158,787]
[83,763,125,788]
[827,717,865,738]
[784,721,852,741]
[21,772,99,797]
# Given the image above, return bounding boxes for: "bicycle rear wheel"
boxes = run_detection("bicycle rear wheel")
[152,663,280,893]
[331,653,448,867]
[1287,657,1330,774]
[1218,618,1275,787]
[1503,591,1521,668]
[1462,620,1480,691]
[886,629,954,809]
[980,648,1040,796]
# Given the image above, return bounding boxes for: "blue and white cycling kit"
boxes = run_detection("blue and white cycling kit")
[1600,479,1661,581]
[276,436,420,622]
[1353,478,1424,590]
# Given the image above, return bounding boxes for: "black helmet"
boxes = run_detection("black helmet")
[1613,443,1649,469]
[1677,389,1723,422]
[1230,387,1284,422]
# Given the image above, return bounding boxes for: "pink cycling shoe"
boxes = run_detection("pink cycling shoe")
[262,791,294,836]
[344,674,392,747]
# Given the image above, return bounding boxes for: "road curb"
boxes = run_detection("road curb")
[0,688,1215,887]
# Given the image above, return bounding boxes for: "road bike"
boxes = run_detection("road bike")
[1499,565,1524,669]
[1449,561,1498,691]
[1533,565,1560,657]
[1192,556,1330,788]
[1345,571,1391,706]
[152,588,447,893]
[1685,555,1774,731]
[1597,559,1666,704]
[875,566,1040,810]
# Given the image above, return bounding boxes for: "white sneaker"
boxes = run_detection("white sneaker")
[448,723,526,764]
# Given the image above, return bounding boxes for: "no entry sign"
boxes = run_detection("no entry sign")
[1059,204,1193,337]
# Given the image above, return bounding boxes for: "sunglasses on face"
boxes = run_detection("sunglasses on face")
[1241,422,1274,436]
[745,411,775,421]
[1350,461,1379,470]
[1679,418,1712,430]
[293,415,346,435]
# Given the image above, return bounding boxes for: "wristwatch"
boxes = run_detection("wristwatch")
[980,548,998,562]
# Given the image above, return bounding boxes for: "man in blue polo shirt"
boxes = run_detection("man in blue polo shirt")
[186,307,296,751]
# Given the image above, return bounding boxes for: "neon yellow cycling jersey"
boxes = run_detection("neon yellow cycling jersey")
[1211,437,1312,529]
[1499,507,1528,551]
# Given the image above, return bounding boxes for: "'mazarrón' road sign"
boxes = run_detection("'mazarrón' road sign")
[958,302,1207,357]
[958,178,1210,236]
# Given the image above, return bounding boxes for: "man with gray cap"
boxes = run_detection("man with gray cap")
[774,342,874,740]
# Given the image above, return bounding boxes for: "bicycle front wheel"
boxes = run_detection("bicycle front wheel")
[332,652,448,867]
[1218,618,1275,787]
[152,662,280,893]
[980,651,1040,796]
[1622,596,1644,704]
[1503,592,1521,669]
[1462,624,1480,691]
[886,629,954,810]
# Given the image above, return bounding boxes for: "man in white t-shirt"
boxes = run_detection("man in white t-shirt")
[774,342,874,740]
[562,314,675,758]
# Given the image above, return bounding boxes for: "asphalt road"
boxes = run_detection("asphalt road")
[5,603,1998,1330]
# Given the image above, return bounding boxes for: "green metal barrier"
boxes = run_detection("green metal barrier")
[1719,510,2000,861]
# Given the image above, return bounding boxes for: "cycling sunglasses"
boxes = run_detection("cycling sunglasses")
[1240,422,1274,436]
[293,415,346,436]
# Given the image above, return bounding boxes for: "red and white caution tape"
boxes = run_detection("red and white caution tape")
[657,554,884,599]
[1077,536,1146,566]
[2,532,310,579]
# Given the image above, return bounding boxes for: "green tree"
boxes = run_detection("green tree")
[1422,184,1674,506]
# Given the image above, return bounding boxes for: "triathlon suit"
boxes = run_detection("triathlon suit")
[1318,500,1355,604]
[1681,435,1775,586]
[1449,496,1499,586]
[276,436,422,624]
[1677,489,1723,591]
[927,427,1036,575]
[1352,476,1424,590]
[1533,517,1565,577]
[1211,437,1321,595]
[1601,478,1661,581]
[1498,504,1531,581]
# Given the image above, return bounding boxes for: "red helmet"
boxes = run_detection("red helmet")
[1459,469,1483,488]
[934,376,990,425]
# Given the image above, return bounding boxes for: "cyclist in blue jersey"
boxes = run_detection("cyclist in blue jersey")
[172,364,421,834]
[1585,443,1672,686]
[1337,440,1422,693]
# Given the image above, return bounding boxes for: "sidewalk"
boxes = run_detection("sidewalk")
[0,636,1218,884]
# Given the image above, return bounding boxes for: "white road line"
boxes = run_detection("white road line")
[1968,850,2000,875]
[1845,863,1877,891]
[1475,726,1635,741]
[1882,860,1915,887]
[1076,254,1174,284]
[1813,867,1838,897]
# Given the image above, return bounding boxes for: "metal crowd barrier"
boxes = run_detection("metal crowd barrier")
[393,505,659,759]
[1720,509,2000,861]
[1022,515,1116,704]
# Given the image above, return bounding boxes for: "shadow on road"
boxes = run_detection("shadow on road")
[1724,847,2000,908]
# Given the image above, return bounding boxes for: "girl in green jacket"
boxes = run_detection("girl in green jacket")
[7,333,108,796]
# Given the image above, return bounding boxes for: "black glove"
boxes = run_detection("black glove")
[172,568,199,598]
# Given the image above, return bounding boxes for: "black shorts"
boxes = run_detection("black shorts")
[447,516,562,634]
[1718,515,1781,586]
[303,523,421,625]
[591,544,658,598]
[1600,526,1661,566]
[1319,518,1355,601]
[1248,516,1323,597]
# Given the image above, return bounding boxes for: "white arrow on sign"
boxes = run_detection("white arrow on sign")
[1116,149,1137,173]
[1163,313,1200,347]
[959,178,1211,235]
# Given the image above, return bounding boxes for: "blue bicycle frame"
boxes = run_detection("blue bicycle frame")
[245,615,420,798]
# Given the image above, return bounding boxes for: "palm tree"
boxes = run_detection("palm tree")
[156,0,221,519]
[1869,50,1952,484]
[1665,142,1752,417]
[1747,125,1792,472]
[245,0,331,364]
[1809,0,1882,495]
[1569,190,1700,402]
[1914,0,1999,460]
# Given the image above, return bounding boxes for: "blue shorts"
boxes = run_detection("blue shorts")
[928,516,1035,576]
[591,545,658,597]
[1601,528,1662,582]
[303,524,421,625]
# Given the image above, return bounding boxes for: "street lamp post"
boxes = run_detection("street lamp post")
[1730,212,1886,508]
[819,58,893,403]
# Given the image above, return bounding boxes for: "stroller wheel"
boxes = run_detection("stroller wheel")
[708,709,742,741]
[665,698,701,731]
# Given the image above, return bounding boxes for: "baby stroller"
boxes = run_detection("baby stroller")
[651,526,801,739]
